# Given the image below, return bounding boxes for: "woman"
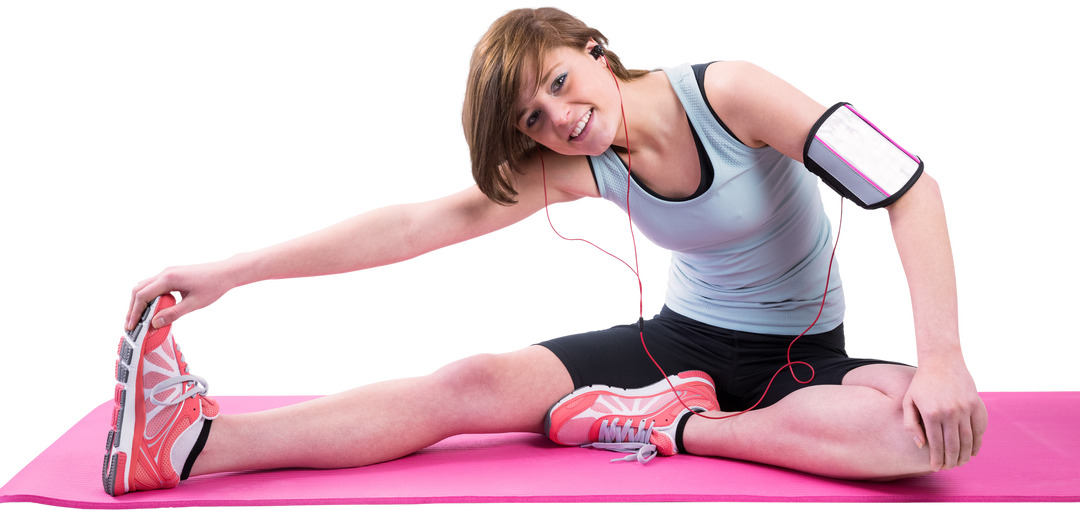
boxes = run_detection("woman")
[105,7,985,494]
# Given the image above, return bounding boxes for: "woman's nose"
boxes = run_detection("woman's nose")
[551,104,572,127]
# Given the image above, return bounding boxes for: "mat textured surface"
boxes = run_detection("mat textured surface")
[2,393,1077,507]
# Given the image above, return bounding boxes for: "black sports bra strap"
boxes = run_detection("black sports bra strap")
[691,62,748,147]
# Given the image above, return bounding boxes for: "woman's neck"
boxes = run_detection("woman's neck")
[608,71,686,157]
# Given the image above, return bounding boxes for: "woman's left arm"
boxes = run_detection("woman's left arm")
[705,61,987,472]
[885,175,987,471]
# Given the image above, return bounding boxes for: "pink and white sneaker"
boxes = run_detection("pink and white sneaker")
[103,294,218,496]
[545,371,720,463]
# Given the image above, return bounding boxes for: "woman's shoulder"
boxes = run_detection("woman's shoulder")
[512,149,601,203]
[696,61,773,105]
[686,61,770,149]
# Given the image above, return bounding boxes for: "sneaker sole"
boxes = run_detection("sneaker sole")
[103,295,162,496]
[544,370,716,439]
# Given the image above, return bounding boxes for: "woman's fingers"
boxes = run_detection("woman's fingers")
[126,277,165,331]
[126,278,151,330]
[125,262,231,331]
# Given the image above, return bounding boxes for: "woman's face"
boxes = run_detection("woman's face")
[514,44,622,157]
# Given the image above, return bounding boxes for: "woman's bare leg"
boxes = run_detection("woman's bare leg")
[187,346,573,476]
[682,364,930,480]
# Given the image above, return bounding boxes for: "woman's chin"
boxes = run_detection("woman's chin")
[540,130,613,157]
[568,131,615,156]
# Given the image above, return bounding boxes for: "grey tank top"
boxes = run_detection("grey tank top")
[587,63,844,335]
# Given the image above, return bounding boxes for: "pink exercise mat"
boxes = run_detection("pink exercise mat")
[2,393,1077,507]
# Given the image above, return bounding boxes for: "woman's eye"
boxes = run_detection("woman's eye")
[527,72,570,128]
[552,71,570,91]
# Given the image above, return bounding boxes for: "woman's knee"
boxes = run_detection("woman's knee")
[430,353,508,396]
[424,347,573,433]
[429,347,573,404]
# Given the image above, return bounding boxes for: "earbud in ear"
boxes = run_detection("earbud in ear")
[590,45,605,60]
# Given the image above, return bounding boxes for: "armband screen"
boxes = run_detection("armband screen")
[803,102,923,209]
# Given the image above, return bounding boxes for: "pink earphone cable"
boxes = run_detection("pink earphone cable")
[540,52,842,419]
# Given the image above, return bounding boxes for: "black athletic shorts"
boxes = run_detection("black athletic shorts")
[538,306,910,411]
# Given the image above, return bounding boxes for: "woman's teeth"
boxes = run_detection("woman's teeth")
[570,109,592,139]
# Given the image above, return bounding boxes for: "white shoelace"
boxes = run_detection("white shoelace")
[150,375,210,407]
[582,418,658,464]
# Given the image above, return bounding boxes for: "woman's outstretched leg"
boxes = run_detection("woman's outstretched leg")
[188,346,574,476]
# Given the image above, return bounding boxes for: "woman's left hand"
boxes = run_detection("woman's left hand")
[902,356,988,472]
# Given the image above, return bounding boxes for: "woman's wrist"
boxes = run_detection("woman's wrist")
[220,251,265,289]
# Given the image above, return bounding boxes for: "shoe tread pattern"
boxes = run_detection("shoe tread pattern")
[103,296,160,496]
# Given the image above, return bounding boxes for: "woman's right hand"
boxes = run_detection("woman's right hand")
[126,260,235,331]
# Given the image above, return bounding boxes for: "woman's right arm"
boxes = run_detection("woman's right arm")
[126,152,595,330]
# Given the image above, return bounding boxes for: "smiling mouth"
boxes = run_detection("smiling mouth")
[569,109,593,139]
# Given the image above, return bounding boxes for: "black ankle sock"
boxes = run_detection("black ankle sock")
[674,411,694,454]
[180,419,213,481]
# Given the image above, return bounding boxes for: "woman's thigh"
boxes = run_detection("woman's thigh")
[536,312,736,395]
[841,363,917,399]
[538,307,914,412]
[726,320,913,410]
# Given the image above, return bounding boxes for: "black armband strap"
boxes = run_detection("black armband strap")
[803,102,924,209]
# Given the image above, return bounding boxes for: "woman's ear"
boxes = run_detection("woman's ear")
[586,39,605,62]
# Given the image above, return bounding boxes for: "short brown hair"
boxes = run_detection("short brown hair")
[462,8,647,205]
